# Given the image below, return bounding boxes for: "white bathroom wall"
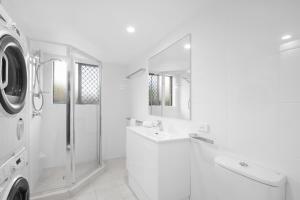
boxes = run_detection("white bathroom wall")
[102,63,129,160]
[128,1,300,200]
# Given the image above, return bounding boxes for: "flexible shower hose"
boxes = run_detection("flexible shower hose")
[32,61,44,113]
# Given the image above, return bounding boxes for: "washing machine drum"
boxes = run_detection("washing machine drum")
[0,35,27,115]
[7,177,29,200]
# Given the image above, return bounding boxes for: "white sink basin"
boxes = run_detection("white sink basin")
[126,126,189,143]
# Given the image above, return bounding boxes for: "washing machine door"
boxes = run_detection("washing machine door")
[0,35,27,115]
[7,177,29,200]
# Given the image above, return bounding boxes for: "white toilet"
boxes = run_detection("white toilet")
[215,156,286,200]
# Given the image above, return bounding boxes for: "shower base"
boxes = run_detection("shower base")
[31,161,105,200]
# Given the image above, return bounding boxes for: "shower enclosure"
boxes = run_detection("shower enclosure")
[28,40,103,198]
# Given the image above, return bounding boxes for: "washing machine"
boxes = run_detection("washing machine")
[0,148,29,200]
[0,5,28,167]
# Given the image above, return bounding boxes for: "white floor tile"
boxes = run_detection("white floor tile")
[72,158,137,200]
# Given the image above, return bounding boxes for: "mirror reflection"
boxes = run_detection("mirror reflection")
[148,35,191,120]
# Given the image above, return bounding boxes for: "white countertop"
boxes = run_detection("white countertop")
[126,126,189,143]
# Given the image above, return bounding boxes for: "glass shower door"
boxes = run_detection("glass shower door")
[30,42,103,198]
[73,61,101,181]
[31,55,71,194]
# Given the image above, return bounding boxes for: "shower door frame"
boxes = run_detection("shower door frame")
[29,39,103,197]
[66,46,103,183]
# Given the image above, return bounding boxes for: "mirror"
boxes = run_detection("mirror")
[148,34,191,120]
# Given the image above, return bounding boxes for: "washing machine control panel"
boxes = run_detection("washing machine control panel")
[0,148,27,188]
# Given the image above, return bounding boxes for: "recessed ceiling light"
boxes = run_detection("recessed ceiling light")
[281,34,292,40]
[126,26,135,33]
[184,43,191,49]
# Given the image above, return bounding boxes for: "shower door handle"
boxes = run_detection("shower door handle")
[66,68,71,152]
[66,144,71,151]
[66,107,71,151]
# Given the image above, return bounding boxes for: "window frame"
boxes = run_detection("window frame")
[149,73,161,106]
[148,73,173,107]
[76,62,100,105]
[52,61,100,105]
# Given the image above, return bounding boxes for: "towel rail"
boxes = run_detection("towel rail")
[189,133,214,144]
[126,68,146,79]
[126,117,143,125]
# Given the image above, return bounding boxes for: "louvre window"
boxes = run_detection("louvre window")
[77,63,100,104]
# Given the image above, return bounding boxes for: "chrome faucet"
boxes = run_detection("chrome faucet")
[154,120,164,131]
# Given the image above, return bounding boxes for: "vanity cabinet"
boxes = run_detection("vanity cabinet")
[126,126,190,200]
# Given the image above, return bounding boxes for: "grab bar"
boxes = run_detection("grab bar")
[190,134,214,144]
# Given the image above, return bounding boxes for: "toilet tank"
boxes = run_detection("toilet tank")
[215,156,286,200]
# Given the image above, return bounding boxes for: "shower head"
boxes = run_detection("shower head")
[39,58,63,66]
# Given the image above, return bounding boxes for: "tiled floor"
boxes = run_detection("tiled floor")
[68,158,137,200]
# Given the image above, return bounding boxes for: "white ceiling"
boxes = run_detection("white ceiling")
[2,0,202,65]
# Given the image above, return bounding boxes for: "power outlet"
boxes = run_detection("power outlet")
[199,123,209,133]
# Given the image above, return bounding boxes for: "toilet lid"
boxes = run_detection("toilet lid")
[215,156,286,187]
